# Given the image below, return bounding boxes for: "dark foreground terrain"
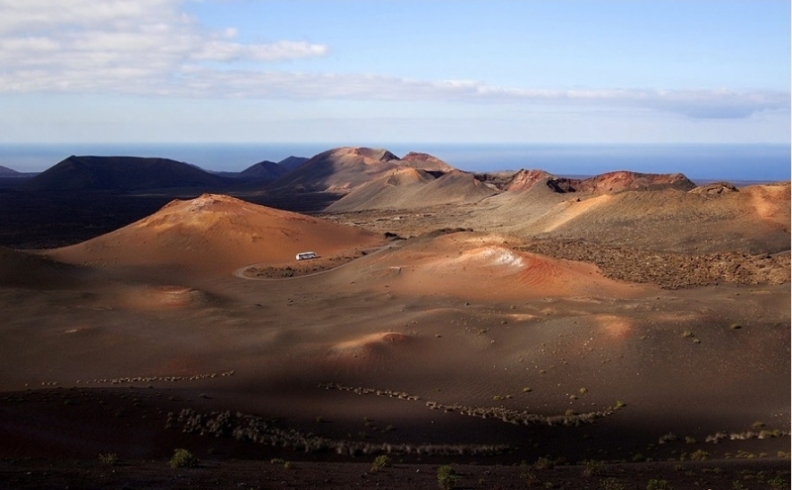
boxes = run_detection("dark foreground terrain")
[2,458,789,490]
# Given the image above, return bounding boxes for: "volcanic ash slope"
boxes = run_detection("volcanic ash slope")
[326,168,497,212]
[485,180,791,254]
[46,194,383,276]
[331,231,651,301]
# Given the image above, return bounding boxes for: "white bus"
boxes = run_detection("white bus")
[295,251,317,261]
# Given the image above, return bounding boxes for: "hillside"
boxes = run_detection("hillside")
[505,169,696,193]
[22,156,231,191]
[46,194,383,275]
[239,160,289,182]
[277,156,309,171]
[269,147,457,193]
[326,168,497,212]
[0,165,20,177]
[479,181,791,254]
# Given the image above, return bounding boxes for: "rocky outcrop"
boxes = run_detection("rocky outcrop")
[400,152,454,172]
[505,170,695,194]
[504,169,555,192]
[689,182,740,195]
[549,171,696,194]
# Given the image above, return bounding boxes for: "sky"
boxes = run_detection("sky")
[0,0,789,145]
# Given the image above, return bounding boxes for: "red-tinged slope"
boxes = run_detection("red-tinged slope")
[47,194,382,276]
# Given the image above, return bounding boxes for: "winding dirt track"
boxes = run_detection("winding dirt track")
[232,243,402,281]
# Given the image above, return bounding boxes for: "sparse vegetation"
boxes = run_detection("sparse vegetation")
[520,470,540,487]
[601,477,625,490]
[689,449,709,461]
[98,453,119,466]
[646,479,673,490]
[437,464,459,490]
[768,474,788,489]
[582,459,606,477]
[169,448,199,468]
[370,455,392,473]
[534,457,555,470]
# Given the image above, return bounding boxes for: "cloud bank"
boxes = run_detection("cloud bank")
[0,0,787,120]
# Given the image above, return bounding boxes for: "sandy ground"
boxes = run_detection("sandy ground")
[0,192,789,488]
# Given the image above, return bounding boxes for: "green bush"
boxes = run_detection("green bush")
[370,455,392,473]
[534,456,555,470]
[768,475,788,489]
[98,453,119,466]
[689,449,709,461]
[601,477,625,490]
[169,448,199,468]
[520,470,539,486]
[646,479,673,490]
[583,459,606,477]
[437,465,459,490]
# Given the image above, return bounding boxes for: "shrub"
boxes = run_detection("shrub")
[583,460,606,477]
[533,456,555,470]
[646,479,672,490]
[601,477,625,490]
[520,470,539,487]
[689,449,709,461]
[169,448,199,468]
[370,455,392,473]
[437,465,459,490]
[98,453,119,466]
[769,475,788,489]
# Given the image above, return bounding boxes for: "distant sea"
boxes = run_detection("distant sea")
[0,143,788,183]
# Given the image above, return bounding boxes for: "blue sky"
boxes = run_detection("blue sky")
[0,0,789,144]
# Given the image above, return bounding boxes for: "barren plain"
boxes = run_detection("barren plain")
[0,148,789,489]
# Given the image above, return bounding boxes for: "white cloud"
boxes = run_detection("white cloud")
[0,0,328,91]
[192,40,328,62]
[0,0,786,121]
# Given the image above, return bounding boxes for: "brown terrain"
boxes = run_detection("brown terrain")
[0,147,789,489]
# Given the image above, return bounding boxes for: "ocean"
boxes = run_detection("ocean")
[0,143,788,183]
